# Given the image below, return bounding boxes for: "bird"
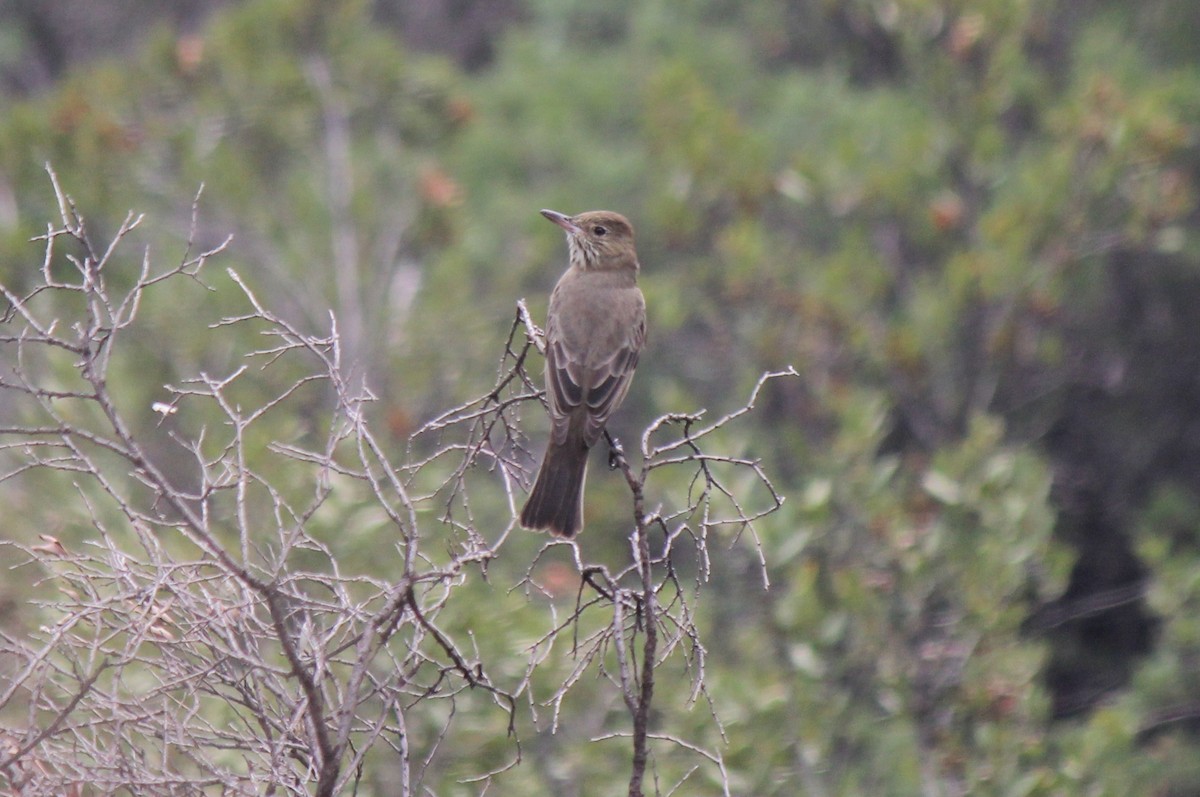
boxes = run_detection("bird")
[519,209,647,538]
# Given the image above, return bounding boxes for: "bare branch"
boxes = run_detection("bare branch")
[0,174,793,796]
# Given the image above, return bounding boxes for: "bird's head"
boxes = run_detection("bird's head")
[541,209,638,272]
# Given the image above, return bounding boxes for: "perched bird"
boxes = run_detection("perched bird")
[520,209,647,538]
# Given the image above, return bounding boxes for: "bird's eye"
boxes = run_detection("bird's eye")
[593,225,608,236]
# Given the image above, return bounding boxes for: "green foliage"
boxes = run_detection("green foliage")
[727,405,1067,795]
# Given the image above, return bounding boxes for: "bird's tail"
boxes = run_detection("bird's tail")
[520,439,589,538]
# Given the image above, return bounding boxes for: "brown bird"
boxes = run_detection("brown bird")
[520,209,647,538]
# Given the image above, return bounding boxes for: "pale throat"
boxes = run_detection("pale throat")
[566,235,634,273]
[566,236,594,270]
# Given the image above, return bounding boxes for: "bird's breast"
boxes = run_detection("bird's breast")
[548,271,644,366]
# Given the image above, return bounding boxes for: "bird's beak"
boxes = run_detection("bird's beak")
[541,209,581,235]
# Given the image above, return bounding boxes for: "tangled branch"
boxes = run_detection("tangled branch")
[0,170,793,796]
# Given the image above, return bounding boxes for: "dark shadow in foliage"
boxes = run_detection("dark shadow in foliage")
[1038,249,1200,717]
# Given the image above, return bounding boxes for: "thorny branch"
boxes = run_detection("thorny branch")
[0,169,524,796]
[510,296,795,794]
[0,170,793,796]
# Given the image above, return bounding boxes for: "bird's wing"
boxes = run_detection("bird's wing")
[545,312,645,448]
[545,336,583,446]
[581,315,645,446]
